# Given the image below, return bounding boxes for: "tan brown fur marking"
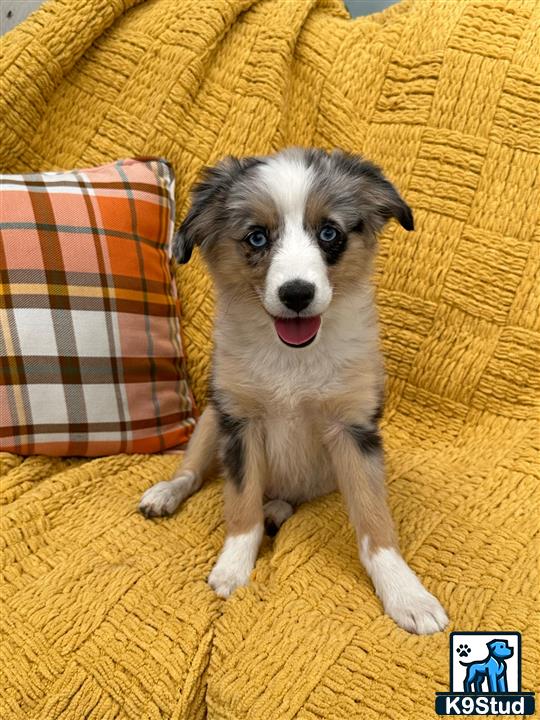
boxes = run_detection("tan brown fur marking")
[323,422,397,553]
[172,404,219,482]
[222,421,265,535]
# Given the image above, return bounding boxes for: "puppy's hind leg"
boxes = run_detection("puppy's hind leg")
[263,499,293,536]
[139,405,219,518]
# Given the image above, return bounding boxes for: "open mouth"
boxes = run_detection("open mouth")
[274,315,321,348]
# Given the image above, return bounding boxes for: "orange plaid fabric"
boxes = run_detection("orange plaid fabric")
[0,158,196,455]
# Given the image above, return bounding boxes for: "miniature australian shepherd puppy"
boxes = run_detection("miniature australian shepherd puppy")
[140,147,448,634]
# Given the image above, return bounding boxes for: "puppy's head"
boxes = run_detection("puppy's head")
[174,148,413,348]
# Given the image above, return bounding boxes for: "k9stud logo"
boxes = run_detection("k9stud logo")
[435,632,535,715]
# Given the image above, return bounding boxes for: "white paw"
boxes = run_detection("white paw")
[208,557,251,599]
[208,525,263,598]
[139,473,196,518]
[384,585,448,635]
[361,540,448,635]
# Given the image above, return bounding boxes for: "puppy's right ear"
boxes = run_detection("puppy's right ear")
[173,207,199,264]
[172,156,261,264]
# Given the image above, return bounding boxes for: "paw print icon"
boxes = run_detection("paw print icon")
[456,644,471,658]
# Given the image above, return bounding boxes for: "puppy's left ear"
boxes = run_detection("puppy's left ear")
[375,177,415,232]
[330,150,414,233]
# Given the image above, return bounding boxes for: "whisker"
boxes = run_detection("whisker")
[221,286,261,317]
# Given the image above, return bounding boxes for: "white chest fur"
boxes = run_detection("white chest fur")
[261,406,336,503]
[213,289,382,504]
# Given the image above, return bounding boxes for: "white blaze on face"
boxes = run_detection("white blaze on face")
[257,155,333,317]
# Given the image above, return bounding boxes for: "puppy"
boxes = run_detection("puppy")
[139,147,448,634]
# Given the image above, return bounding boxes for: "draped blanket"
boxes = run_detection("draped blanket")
[1,0,538,717]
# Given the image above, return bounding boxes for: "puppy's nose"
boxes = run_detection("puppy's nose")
[278,279,315,313]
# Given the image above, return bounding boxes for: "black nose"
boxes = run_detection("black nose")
[278,279,315,313]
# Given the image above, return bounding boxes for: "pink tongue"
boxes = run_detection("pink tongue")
[274,316,321,346]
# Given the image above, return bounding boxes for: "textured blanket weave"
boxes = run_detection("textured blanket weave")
[0,1,538,718]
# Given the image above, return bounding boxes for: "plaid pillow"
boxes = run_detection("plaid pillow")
[0,158,196,456]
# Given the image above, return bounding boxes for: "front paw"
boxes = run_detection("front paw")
[139,480,182,518]
[139,473,197,518]
[208,526,263,598]
[208,557,251,599]
[384,585,448,635]
[364,545,448,634]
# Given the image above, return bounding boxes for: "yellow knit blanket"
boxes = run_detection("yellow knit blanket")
[1,1,538,718]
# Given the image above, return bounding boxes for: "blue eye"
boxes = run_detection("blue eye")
[247,229,268,249]
[319,224,338,243]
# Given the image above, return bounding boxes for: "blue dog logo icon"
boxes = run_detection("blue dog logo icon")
[435,631,536,715]
[459,639,513,693]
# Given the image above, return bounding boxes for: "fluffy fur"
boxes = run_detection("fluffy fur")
[139,147,448,634]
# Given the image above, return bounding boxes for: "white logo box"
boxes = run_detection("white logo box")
[450,632,520,693]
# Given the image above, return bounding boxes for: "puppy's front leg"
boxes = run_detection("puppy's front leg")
[139,405,219,518]
[208,419,264,598]
[325,422,448,634]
